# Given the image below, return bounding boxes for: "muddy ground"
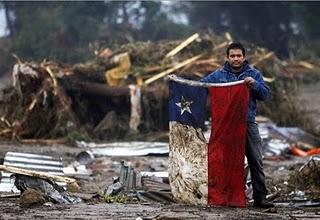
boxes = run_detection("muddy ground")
[0,142,320,220]
[0,80,320,219]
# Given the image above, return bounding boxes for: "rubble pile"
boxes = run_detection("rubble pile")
[0,61,80,140]
[0,32,319,142]
[288,156,320,198]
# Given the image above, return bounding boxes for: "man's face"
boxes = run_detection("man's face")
[227,49,245,70]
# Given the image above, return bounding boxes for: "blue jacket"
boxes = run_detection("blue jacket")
[201,61,270,122]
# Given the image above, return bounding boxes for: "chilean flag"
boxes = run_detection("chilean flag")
[168,77,249,207]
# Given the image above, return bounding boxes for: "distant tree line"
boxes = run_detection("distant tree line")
[0,1,319,73]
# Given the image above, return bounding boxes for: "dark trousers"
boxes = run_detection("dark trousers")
[246,122,268,201]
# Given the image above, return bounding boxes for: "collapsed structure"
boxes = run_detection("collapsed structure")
[0,32,318,142]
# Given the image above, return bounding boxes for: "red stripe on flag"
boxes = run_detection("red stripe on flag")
[208,84,249,207]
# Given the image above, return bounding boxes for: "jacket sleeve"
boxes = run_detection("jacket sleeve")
[251,70,270,101]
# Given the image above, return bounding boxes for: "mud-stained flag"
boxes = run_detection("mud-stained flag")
[168,79,249,207]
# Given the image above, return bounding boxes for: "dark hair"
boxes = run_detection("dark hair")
[226,42,245,56]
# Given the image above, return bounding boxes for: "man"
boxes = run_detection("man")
[201,42,274,208]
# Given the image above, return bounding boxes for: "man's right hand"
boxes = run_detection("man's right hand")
[244,77,256,87]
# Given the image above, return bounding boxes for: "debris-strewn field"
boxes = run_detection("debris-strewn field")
[0,33,319,143]
[0,33,320,219]
[0,143,320,220]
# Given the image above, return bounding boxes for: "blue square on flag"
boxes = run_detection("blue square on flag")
[169,81,207,129]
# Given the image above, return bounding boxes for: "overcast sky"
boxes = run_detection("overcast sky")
[0,5,187,37]
[0,9,7,37]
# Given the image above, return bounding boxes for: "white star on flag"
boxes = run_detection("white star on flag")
[175,96,193,115]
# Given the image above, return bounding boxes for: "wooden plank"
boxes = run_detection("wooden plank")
[263,76,275,83]
[144,55,203,85]
[19,138,67,145]
[45,67,58,95]
[165,33,199,58]
[0,164,80,192]
[298,61,314,69]
[213,41,229,51]
[252,52,274,66]
[225,32,233,42]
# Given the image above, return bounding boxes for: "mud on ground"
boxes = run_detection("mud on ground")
[0,142,320,219]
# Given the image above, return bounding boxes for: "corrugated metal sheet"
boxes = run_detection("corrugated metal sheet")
[0,152,65,193]
[76,141,169,156]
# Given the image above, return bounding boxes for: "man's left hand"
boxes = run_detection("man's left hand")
[244,77,256,87]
